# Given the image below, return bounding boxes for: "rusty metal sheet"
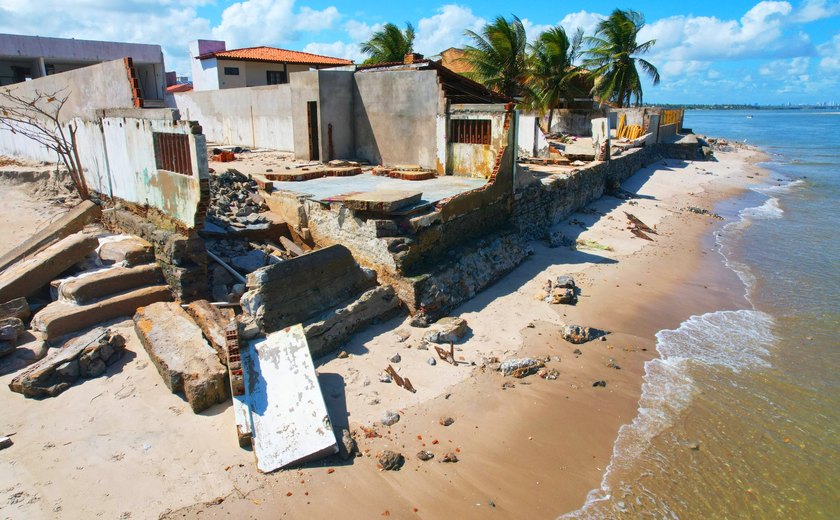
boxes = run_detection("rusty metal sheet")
[242,324,337,472]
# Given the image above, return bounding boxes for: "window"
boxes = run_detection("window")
[223,67,240,76]
[266,70,287,85]
[153,133,192,176]
[451,119,491,145]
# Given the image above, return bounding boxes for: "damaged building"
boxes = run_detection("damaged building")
[0,40,698,472]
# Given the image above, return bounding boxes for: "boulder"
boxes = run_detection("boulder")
[378,450,404,471]
[133,302,228,413]
[422,316,469,344]
[98,237,154,266]
[554,275,576,289]
[550,287,576,304]
[561,324,608,344]
[0,317,24,342]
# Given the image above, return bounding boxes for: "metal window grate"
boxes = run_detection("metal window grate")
[451,119,491,145]
[153,132,193,176]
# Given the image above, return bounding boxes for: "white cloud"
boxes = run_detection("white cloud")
[302,41,363,63]
[211,0,340,49]
[414,4,485,55]
[344,20,381,42]
[793,0,840,21]
[817,34,840,71]
[521,19,551,42]
[559,10,605,37]
[759,56,811,76]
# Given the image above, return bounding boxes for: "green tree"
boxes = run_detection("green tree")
[582,9,660,107]
[360,22,415,65]
[462,15,528,98]
[525,26,584,131]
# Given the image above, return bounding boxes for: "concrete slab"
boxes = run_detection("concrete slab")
[58,264,164,304]
[242,325,337,472]
[269,172,486,206]
[133,302,228,413]
[32,285,172,340]
[98,236,154,266]
[0,233,99,303]
[340,190,423,214]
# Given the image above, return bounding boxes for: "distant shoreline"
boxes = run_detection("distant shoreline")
[649,105,839,111]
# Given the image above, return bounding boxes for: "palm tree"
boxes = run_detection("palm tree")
[462,15,528,99]
[360,23,415,65]
[525,26,584,131]
[582,9,660,107]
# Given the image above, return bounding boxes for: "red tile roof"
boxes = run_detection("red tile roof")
[196,46,353,66]
[166,83,193,93]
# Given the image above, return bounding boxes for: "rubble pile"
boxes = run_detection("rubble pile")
[205,239,280,302]
[206,170,270,230]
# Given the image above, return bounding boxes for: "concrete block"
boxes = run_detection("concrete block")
[241,245,375,333]
[0,233,100,303]
[32,285,172,340]
[98,237,154,266]
[58,264,164,304]
[133,302,228,413]
[304,285,401,357]
[242,324,337,472]
[341,190,422,214]
[9,327,125,398]
[185,299,235,362]
[0,200,101,274]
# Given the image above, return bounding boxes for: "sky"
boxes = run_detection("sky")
[1,0,838,104]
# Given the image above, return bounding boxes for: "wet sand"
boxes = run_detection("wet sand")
[0,147,765,519]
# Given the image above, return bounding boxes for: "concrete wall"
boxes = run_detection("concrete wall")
[0,61,208,229]
[353,69,441,168]
[290,71,321,160]
[0,59,136,124]
[317,70,355,161]
[517,113,550,158]
[174,84,295,150]
[547,109,603,136]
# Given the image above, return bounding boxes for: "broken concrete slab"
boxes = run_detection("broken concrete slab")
[0,200,101,274]
[0,297,30,322]
[0,232,100,303]
[185,300,235,363]
[341,190,422,214]
[241,324,338,472]
[423,316,469,344]
[0,317,25,356]
[9,327,125,398]
[304,285,401,358]
[134,302,228,413]
[0,335,49,376]
[98,236,154,266]
[241,245,376,334]
[32,285,172,340]
[58,264,164,304]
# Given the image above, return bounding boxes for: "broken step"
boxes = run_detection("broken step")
[0,232,99,303]
[32,285,172,341]
[341,190,422,214]
[58,264,164,304]
[185,299,235,364]
[134,302,228,413]
[98,236,154,266]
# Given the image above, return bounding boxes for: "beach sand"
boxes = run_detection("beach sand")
[0,147,765,519]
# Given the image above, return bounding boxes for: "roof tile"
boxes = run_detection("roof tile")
[197,46,353,66]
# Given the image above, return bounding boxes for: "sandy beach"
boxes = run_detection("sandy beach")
[0,146,766,519]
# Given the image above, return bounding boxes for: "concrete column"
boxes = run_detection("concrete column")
[37,57,47,78]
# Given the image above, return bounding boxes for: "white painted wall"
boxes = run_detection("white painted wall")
[174,84,295,150]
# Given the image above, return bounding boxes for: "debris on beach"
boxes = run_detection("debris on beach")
[536,275,578,304]
[381,411,400,426]
[384,364,416,393]
[423,316,469,344]
[499,358,545,378]
[417,450,434,461]
[684,206,724,220]
[441,452,459,463]
[561,324,608,344]
[378,450,404,471]
[439,417,455,427]
[538,368,560,380]
[592,380,607,388]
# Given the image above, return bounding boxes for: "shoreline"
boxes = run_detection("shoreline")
[0,145,769,519]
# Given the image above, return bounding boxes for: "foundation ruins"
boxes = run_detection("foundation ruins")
[0,49,702,472]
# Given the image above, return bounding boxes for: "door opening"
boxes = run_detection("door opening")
[307,101,319,161]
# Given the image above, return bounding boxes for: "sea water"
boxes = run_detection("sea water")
[563,110,840,519]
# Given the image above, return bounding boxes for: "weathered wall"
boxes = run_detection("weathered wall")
[547,109,603,136]
[174,84,295,150]
[447,105,508,178]
[0,59,136,124]
[290,71,321,160]
[241,244,376,333]
[353,69,441,168]
[517,113,549,158]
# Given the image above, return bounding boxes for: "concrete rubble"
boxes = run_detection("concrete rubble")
[134,302,228,413]
[9,327,125,398]
[422,316,469,344]
[185,299,235,362]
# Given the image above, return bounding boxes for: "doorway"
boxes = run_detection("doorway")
[307,101,319,161]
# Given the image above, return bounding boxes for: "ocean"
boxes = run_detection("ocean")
[563,110,840,519]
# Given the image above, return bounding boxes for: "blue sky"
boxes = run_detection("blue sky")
[1,0,838,104]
